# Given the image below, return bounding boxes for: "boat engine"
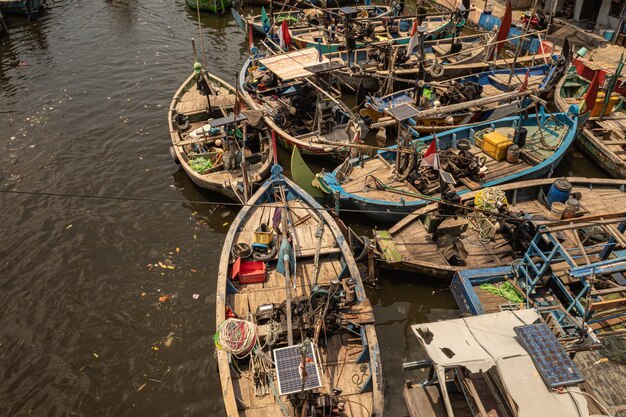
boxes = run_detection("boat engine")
[440,81,483,105]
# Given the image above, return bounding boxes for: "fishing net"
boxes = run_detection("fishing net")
[600,335,626,365]
[480,282,524,303]
[189,157,214,173]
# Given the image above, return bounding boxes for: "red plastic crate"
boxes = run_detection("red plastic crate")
[231,257,266,284]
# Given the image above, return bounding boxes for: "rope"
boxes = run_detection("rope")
[214,318,258,358]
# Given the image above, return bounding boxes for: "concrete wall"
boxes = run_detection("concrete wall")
[571,0,621,30]
[595,0,619,30]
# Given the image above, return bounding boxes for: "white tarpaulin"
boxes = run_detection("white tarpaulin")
[412,310,594,417]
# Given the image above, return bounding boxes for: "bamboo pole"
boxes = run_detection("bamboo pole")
[507,0,539,86]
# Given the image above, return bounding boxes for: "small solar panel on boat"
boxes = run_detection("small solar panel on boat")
[388,103,419,121]
[273,344,322,395]
[514,323,585,388]
[304,61,346,74]
[210,113,247,128]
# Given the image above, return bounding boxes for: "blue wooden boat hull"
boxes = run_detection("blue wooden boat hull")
[366,64,558,115]
[320,110,578,222]
[0,0,44,15]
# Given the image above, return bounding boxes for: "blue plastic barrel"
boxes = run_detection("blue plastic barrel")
[605,30,615,41]
[399,20,410,32]
[546,179,572,207]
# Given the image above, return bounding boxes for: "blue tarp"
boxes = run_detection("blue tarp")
[478,12,542,53]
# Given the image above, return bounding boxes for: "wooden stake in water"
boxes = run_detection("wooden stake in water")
[196,0,207,68]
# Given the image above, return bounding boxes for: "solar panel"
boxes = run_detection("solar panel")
[514,323,585,388]
[273,344,322,395]
[388,103,419,122]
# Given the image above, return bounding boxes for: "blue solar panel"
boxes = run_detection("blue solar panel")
[514,323,585,388]
[273,344,322,395]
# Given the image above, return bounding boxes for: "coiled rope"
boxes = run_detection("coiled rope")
[214,318,258,358]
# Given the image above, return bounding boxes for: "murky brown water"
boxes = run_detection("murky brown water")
[0,1,608,416]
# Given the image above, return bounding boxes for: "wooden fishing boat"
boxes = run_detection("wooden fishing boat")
[0,0,44,16]
[168,69,273,202]
[186,0,230,15]
[239,48,367,161]
[325,32,491,93]
[578,115,626,178]
[235,5,395,35]
[215,165,384,417]
[318,107,579,222]
[360,63,562,131]
[290,14,460,54]
[374,177,626,280]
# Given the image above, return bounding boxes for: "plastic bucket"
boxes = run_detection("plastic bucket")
[506,144,520,163]
[546,179,572,207]
[551,202,566,220]
[562,198,580,219]
[605,30,615,41]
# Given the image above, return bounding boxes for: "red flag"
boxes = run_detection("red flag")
[519,69,530,92]
[492,0,512,60]
[420,139,439,170]
[278,20,292,51]
[582,72,599,115]
[407,20,419,55]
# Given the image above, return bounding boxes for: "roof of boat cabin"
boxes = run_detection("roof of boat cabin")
[412,310,592,417]
[259,48,330,81]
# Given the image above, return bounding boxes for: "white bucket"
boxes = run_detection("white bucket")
[551,202,566,220]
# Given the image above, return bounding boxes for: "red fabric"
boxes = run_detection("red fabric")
[583,72,600,115]
[519,69,530,92]
[423,139,436,158]
[407,20,419,54]
[493,0,512,59]
[279,20,292,50]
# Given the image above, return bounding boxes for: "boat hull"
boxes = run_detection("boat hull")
[215,169,384,416]
[321,111,578,222]
[578,126,626,178]
[0,0,44,15]
[168,71,273,202]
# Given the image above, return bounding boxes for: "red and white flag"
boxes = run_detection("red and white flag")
[278,20,292,52]
[407,20,419,55]
[420,139,439,170]
[519,69,530,92]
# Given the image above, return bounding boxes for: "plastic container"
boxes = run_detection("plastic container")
[515,127,528,147]
[231,257,266,284]
[506,144,520,163]
[605,30,615,41]
[399,19,410,32]
[254,224,274,245]
[562,198,580,219]
[546,179,572,207]
[551,202,566,220]
[591,92,619,117]
[482,131,514,161]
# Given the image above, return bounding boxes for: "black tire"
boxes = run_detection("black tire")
[353,236,371,263]
[232,243,252,259]
[174,113,190,131]
[253,236,278,262]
